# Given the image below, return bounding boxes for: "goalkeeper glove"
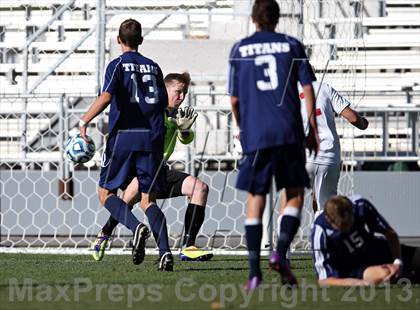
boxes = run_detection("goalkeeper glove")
[176,106,198,130]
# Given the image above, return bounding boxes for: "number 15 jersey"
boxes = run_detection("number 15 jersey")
[227,31,315,153]
[102,51,167,151]
[311,196,393,280]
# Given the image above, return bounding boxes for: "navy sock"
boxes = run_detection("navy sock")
[102,205,134,236]
[146,204,170,257]
[183,203,205,247]
[103,195,140,233]
[245,219,263,279]
[276,207,301,260]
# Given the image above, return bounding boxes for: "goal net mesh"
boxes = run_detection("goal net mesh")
[0,0,363,254]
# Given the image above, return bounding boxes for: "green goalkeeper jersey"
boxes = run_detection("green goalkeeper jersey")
[164,111,194,160]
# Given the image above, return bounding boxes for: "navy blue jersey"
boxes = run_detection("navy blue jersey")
[227,31,315,153]
[102,51,167,151]
[311,196,392,280]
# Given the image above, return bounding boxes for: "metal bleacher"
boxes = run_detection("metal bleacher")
[0,0,419,164]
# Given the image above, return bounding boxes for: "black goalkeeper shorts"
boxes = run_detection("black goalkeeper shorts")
[156,165,190,199]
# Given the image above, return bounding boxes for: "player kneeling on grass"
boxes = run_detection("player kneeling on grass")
[312,195,420,286]
[92,72,213,264]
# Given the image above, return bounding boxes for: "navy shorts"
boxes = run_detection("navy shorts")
[236,144,309,195]
[346,238,416,279]
[99,147,165,193]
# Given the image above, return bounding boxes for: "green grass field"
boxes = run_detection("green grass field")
[1,253,419,310]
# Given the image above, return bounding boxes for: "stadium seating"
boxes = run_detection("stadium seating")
[0,0,418,161]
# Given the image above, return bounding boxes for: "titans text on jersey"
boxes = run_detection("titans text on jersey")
[122,63,159,75]
[238,42,290,57]
[227,32,315,153]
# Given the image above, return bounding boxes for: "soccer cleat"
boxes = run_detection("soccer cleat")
[244,276,262,291]
[132,224,150,265]
[157,252,174,271]
[91,231,110,261]
[269,251,298,286]
[179,246,214,261]
[404,271,420,284]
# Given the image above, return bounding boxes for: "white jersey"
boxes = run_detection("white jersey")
[300,81,350,165]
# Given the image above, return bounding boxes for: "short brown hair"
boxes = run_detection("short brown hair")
[164,72,191,89]
[252,0,280,31]
[118,19,142,49]
[324,196,354,228]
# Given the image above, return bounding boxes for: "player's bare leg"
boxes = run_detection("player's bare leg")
[182,176,208,206]
[179,176,213,261]
[244,194,266,290]
[121,177,141,207]
[270,187,304,286]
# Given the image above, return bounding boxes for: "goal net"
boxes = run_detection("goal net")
[0,0,364,254]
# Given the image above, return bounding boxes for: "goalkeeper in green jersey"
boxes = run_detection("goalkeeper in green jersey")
[92,72,213,262]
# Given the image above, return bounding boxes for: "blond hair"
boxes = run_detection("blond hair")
[324,196,353,228]
[164,72,191,88]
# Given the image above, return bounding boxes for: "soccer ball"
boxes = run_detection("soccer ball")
[65,134,96,164]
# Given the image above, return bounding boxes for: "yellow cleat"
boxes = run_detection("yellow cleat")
[179,246,213,261]
[91,231,109,261]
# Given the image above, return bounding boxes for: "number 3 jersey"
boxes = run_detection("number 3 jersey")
[102,51,168,152]
[227,31,315,153]
[311,196,393,280]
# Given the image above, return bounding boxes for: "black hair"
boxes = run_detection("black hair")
[118,19,142,49]
[251,0,280,31]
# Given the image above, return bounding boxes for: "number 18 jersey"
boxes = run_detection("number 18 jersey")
[102,51,167,151]
[227,31,315,153]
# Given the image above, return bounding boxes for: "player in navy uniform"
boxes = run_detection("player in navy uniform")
[79,19,173,270]
[227,0,319,289]
[92,73,213,263]
[312,195,420,286]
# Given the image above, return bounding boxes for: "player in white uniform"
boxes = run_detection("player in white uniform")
[301,81,369,212]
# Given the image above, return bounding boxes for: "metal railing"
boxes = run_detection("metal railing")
[0,92,419,171]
